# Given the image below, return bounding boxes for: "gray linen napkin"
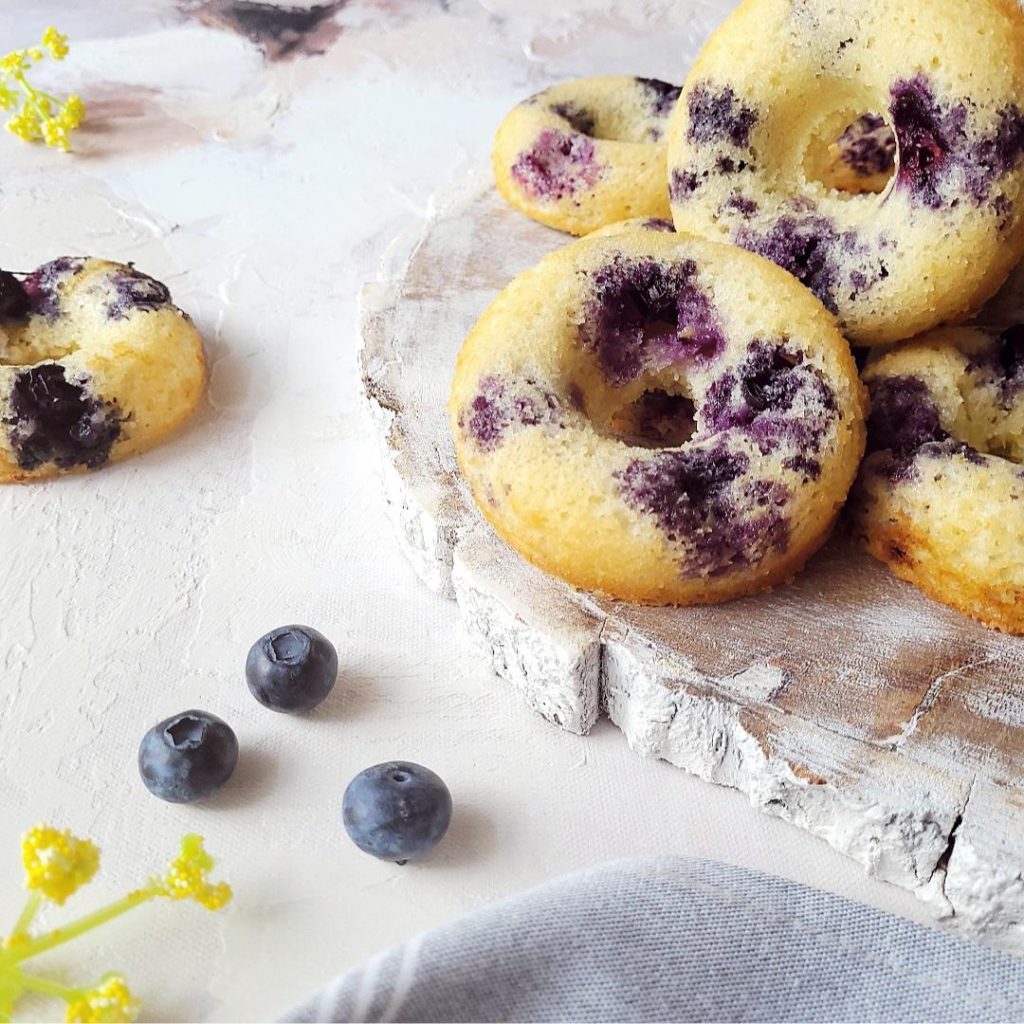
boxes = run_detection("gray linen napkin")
[280,857,1024,1023]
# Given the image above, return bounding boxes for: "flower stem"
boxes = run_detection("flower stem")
[17,970,79,1001]
[7,891,42,944]
[10,888,156,964]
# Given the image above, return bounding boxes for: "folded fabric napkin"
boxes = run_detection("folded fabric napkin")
[280,857,1024,1023]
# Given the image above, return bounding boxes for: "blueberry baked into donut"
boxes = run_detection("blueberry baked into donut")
[854,325,1024,634]
[0,257,205,482]
[493,76,681,236]
[667,0,1024,346]
[449,233,866,605]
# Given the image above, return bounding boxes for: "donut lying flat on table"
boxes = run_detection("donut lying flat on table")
[0,258,205,482]
[449,233,866,606]
[667,0,1024,346]
[854,325,1024,634]
[493,76,681,236]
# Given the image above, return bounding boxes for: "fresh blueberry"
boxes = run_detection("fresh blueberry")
[342,762,452,864]
[0,270,30,321]
[246,625,338,713]
[138,710,239,803]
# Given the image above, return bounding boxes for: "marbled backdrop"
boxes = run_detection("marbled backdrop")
[0,1,1009,1021]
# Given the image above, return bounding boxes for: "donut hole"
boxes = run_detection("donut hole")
[805,109,896,197]
[549,98,663,144]
[605,387,697,449]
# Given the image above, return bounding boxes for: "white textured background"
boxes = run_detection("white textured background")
[0,1,947,1020]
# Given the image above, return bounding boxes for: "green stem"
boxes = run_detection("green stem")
[17,970,79,1002]
[12,70,58,114]
[7,892,42,944]
[10,888,157,965]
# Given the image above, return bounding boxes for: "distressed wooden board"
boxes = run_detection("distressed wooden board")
[360,167,1024,944]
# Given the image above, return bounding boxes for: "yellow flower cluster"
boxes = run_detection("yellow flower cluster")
[154,835,233,911]
[0,26,84,152]
[2,826,231,1023]
[21,826,100,906]
[65,974,140,1024]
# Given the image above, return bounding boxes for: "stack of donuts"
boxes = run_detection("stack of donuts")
[449,0,1024,635]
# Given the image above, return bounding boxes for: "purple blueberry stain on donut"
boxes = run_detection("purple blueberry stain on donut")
[460,374,566,452]
[837,114,896,178]
[861,374,989,480]
[642,218,675,232]
[734,216,885,315]
[0,270,31,321]
[5,364,123,471]
[735,216,842,313]
[687,83,758,149]
[783,454,822,481]
[617,446,790,574]
[969,324,1024,405]
[550,101,596,138]
[890,76,964,209]
[890,76,1024,208]
[670,169,703,201]
[867,375,945,455]
[511,129,602,200]
[580,256,725,385]
[994,195,1014,233]
[21,257,85,320]
[636,78,682,119]
[723,195,758,218]
[740,343,821,416]
[715,156,751,175]
[703,340,837,466]
[106,267,172,320]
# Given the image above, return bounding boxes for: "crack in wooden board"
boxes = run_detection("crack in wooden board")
[359,168,1024,943]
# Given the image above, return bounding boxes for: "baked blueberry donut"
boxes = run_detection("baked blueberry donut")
[854,325,1024,634]
[449,233,866,605]
[0,258,205,482]
[493,76,680,236]
[667,0,1024,346]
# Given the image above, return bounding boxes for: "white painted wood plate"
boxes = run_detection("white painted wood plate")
[360,167,1024,945]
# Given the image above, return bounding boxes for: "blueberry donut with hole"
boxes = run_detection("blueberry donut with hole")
[666,0,1024,346]
[853,325,1024,633]
[0,257,205,482]
[493,76,681,236]
[449,232,866,605]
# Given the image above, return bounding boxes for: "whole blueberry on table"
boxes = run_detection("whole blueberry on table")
[343,762,453,864]
[138,710,239,803]
[246,624,338,713]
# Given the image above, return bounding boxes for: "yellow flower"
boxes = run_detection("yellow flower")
[58,94,85,130]
[0,28,82,151]
[155,835,232,911]
[42,27,69,61]
[0,51,27,75]
[42,119,69,151]
[65,975,140,1024]
[7,110,40,141]
[21,826,100,905]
